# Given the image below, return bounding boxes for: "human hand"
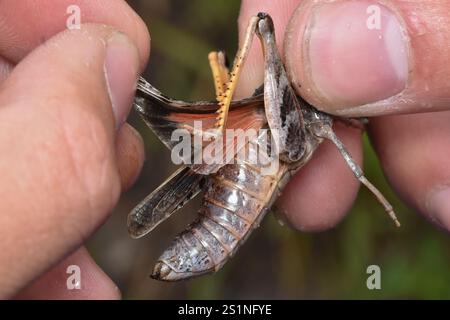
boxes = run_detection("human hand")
[0,0,149,299]
[237,0,450,232]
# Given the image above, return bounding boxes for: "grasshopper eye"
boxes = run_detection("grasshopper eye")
[256,12,275,36]
[257,12,269,19]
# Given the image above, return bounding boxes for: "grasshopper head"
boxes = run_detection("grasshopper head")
[256,12,275,37]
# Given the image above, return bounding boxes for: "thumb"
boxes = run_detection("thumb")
[284,0,450,117]
[0,25,141,297]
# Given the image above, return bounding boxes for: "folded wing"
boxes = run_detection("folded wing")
[134,77,267,175]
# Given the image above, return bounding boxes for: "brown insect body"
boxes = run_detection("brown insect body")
[129,13,399,281]
[152,155,292,280]
[152,115,325,280]
[132,79,331,280]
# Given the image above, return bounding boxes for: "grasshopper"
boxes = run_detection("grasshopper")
[128,13,400,281]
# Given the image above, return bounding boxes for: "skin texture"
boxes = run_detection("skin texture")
[0,0,449,299]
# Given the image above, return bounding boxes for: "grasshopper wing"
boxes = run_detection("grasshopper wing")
[134,77,266,175]
[128,166,205,238]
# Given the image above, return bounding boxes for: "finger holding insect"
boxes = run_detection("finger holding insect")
[0,76,143,300]
[279,0,450,231]
[284,0,450,117]
[0,24,145,298]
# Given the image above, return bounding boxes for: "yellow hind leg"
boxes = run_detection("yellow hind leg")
[209,16,260,132]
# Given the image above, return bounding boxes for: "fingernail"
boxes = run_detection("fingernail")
[105,32,140,129]
[305,1,409,108]
[426,187,450,231]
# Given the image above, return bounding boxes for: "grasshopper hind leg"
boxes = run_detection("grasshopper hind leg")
[208,51,230,102]
[212,16,260,131]
[309,120,401,227]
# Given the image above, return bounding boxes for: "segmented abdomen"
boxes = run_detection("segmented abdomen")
[151,152,292,281]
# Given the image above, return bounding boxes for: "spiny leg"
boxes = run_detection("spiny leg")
[208,51,230,102]
[215,15,260,131]
[310,122,401,227]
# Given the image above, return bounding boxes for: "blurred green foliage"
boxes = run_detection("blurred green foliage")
[87,0,450,299]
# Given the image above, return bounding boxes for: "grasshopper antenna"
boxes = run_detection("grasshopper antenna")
[311,123,401,227]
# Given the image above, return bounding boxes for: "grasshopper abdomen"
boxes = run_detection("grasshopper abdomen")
[151,143,291,280]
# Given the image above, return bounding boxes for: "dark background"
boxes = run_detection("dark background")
[86,0,450,299]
